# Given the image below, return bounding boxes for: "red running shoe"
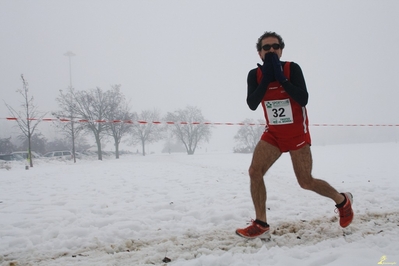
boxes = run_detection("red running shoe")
[236,220,270,240]
[336,192,354,228]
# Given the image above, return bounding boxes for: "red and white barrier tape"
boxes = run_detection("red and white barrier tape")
[310,124,399,127]
[1,117,399,127]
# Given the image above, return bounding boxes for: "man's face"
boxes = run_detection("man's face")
[258,37,283,61]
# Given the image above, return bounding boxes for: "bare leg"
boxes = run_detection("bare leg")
[290,145,345,204]
[249,141,281,223]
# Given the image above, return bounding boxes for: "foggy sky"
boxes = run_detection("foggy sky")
[1,0,398,150]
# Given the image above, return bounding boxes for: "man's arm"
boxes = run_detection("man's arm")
[246,62,309,111]
[281,62,308,106]
[246,68,271,110]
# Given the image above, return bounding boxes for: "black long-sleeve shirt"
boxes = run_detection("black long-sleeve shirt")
[246,62,309,110]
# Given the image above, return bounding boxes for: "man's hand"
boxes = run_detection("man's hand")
[257,52,274,80]
[271,53,288,83]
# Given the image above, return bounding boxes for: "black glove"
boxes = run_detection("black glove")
[257,52,274,81]
[271,53,288,83]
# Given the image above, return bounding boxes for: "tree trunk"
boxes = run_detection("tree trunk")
[141,139,146,156]
[115,139,120,159]
[28,132,33,167]
[95,134,102,160]
[187,147,194,155]
[71,120,76,163]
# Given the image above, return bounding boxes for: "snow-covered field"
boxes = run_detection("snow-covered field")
[1,142,398,266]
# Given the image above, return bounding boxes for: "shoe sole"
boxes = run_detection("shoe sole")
[235,230,271,240]
[344,192,353,205]
[341,192,354,228]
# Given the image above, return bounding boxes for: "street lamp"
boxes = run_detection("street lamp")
[64,51,77,163]
[64,51,75,88]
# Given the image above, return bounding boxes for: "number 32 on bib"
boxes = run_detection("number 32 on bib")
[265,99,294,125]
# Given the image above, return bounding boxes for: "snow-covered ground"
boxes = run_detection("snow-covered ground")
[1,142,398,266]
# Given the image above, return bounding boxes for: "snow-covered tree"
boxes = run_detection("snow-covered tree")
[130,109,164,156]
[165,106,212,155]
[233,118,265,153]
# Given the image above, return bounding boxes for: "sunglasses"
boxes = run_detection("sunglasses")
[262,43,281,51]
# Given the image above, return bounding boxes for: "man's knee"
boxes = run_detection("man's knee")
[248,165,264,181]
[297,175,314,190]
[249,141,281,179]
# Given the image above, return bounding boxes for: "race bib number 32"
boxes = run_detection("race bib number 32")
[265,99,293,125]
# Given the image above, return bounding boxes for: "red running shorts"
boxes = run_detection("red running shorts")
[260,131,311,153]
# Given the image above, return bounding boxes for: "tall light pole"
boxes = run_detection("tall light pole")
[64,51,77,163]
[64,51,75,88]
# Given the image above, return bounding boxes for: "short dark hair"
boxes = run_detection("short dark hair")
[256,31,285,51]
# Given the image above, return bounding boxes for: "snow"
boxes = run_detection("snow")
[1,142,399,266]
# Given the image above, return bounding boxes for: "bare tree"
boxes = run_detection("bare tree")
[165,106,212,155]
[4,75,46,167]
[233,118,265,153]
[71,87,111,160]
[54,87,84,162]
[104,85,133,159]
[130,109,164,156]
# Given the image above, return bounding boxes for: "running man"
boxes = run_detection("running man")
[236,31,354,240]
